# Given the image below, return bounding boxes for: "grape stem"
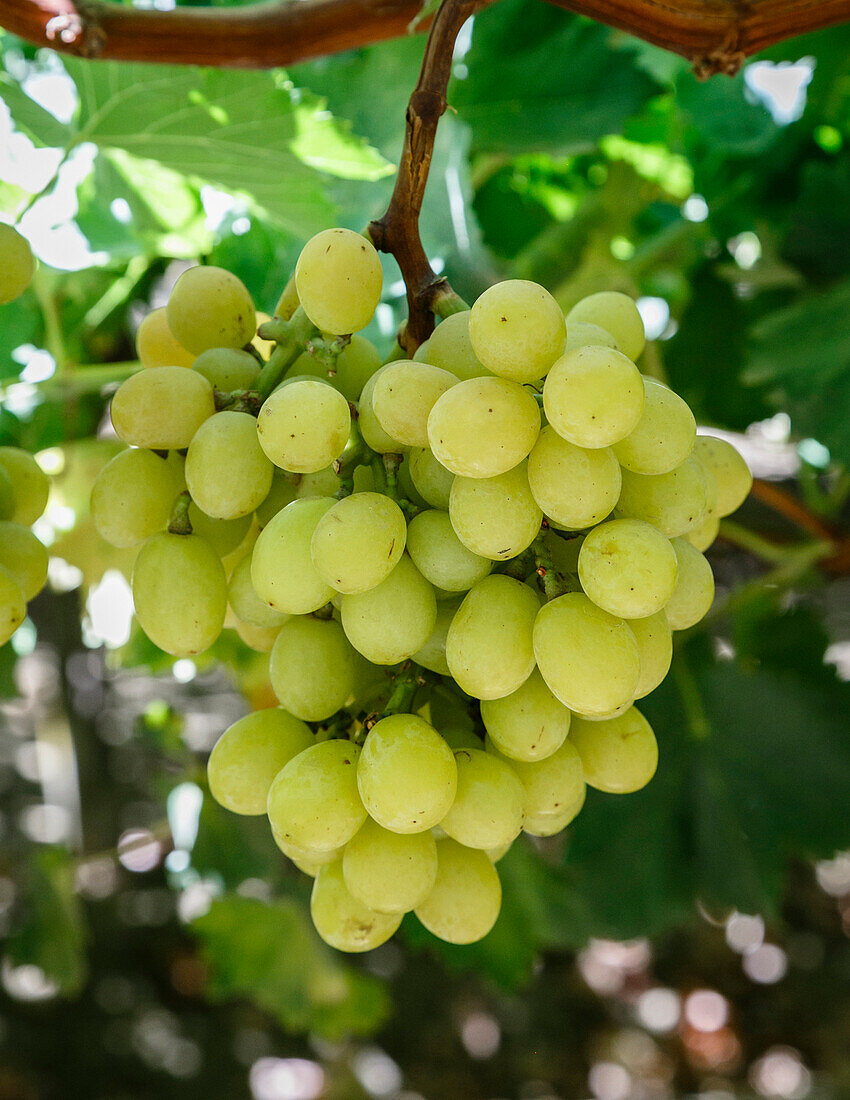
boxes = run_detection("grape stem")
[255,306,318,398]
[167,490,193,536]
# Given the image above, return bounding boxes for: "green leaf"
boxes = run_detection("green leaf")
[673,71,779,157]
[0,75,73,147]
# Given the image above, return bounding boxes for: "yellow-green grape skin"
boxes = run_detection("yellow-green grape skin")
[406,510,492,593]
[440,748,525,850]
[295,466,341,499]
[411,597,462,676]
[186,411,273,520]
[665,537,715,630]
[412,340,430,362]
[486,840,514,862]
[533,592,640,717]
[440,726,483,752]
[111,367,215,450]
[527,427,621,530]
[0,523,48,601]
[612,377,696,475]
[569,708,658,793]
[257,380,351,474]
[269,617,356,721]
[616,456,708,538]
[693,435,752,516]
[332,335,383,402]
[0,448,50,525]
[232,618,281,653]
[132,532,227,657]
[563,322,620,353]
[273,830,343,875]
[577,518,678,619]
[397,454,429,509]
[135,307,194,369]
[628,611,673,698]
[684,513,720,552]
[372,361,457,448]
[166,265,256,355]
[207,709,313,815]
[523,787,586,837]
[343,819,438,914]
[357,714,457,834]
[468,280,566,383]
[0,565,25,645]
[480,668,570,762]
[0,468,13,521]
[357,368,408,454]
[426,311,491,380]
[228,553,288,629]
[340,554,436,665]
[255,471,299,528]
[295,228,383,335]
[311,861,402,953]
[565,291,645,361]
[414,838,502,945]
[0,225,35,304]
[445,575,538,700]
[192,347,260,392]
[491,736,585,824]
[543,347,644,449]
[268,739,366,851]
[90,448,181,548]
[448,463,543,562]
[409,448,454,510]
[251,497,335,615]
[187,505,251,558]
[275,278,300,322]
[310,492,407,595]
[427,377,541,478]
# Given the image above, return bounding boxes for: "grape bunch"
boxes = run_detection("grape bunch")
[94,226,752,952]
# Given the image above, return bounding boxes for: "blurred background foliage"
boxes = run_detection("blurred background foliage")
[1,1,850,1097]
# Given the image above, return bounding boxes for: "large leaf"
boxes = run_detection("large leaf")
[674,70,780,158]
[0,75,73,147]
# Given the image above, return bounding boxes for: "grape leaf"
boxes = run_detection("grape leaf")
[673,71,779,157]
[0,75,73,148]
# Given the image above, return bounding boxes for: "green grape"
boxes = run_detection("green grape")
[491,736,585,825]
[187,504,251,558]
[693,435,752,516]
[228,553,288,629]
[357,713,457,833]
[135,307,194,369]
[397,454,429,509]
[427,377,540,478]
[310,492,407,595]
[406,510,492,593]
[441,748,525,849]
[272,830,343,876]
[233,617,281,653]
[409,447,454,509]
[0,522,48,601]
[257,379,351,473]
[523,787,586,836]
[527,427,621,529]
[166,265,256,355]
[569,707,658,793]
[208,708,313,815]
[255,471,299,527]
[372,360,457,448]
[449,462,542,561]
[192,347,260,392]
[186,410,273,520]
[311,861,402,953]
[426,311,491,380]
[413,340,430,362]
[565,291,645,361]
[295,466,341,498]
[440,726,483,752]
[357,367,408,454]
[0,224,35,304]
[414,838,501,945]
[577,518,678,619]
[533,592,639,716]
[445,575,538,700]
[340,554,436,665]
[468,280,566,383]
[665,537,715,629]
[295,228,383,335]
[275,278,300,321]
[0,467,14,521]
[0,447,50,525]
[563,322,620,353]
[628,611,673,698]
[332,335,383,401]
[616,456,708,537]
[480,667,570,762]
[251,497,335,614]
[352,464,377,494]
[90,448,180,548]
[684,512,720,552]
[268,739,366,851]
[132,532,227,656]
[486,840,514,862]
[111,367,215,450]
[411,597,462,676]
[343,818,438,913]
[269,616,357,720]
[0,564,25,645]
[544,346,644,449]
[612,377,696,475]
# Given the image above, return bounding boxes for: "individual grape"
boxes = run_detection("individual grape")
[166,265,256,354]
[612,377,696,475]
[295,228,383,335]
[135,307,194,369]
[192,347,260,392]
[411,597,462,676]
[0,522,48,601]
[207,708,313,815]
[0,468,12,522]
[332,335,383,401]
[491,737,585,824]
[295,466,341,498]
[257,380,351,473]
[357,714,457,833]
[0,447,50,525]
[628,611,673,698]
[185,410,273,520]
[269,616,356,721]
[480,668,570,762]
[445,575,538,700]
[413,340,430,362]
[187,504,251,558]
[414,838,502,945]
[440,726,483,752]
[272,831,342,876]
[311,861,402,953]
[0,564,25,645]
[533,593,639,716]
[233,617,281,653]
[90,448,181,548]
[527,427,621,529]
[563,322,620,353]
[251,497,335,614]
[565,291,645,361]
[275,278,300,321]
[665,538,715,629]
[693,435,752,516]
[255,471,299,528]
[569,707,658,793]
[406,510,492,593]
[523,787,586,837]
[409,447,454,509]
[357,368,407,454]
[544,346,644,449]
[268,739,366,851]
[340,554,436,665]
[616,456,708,537]
[469,280,566,383]
[343,818,438,913]
[310,492,407,595]
[427,377,540,478]
[372,361,457,448]
[449,462,542,562]
[132,532,227,656]
[426,311,491,380]
[577,518,678,619]
[684,513,720,552]
[111,367,215,450]
[397,454,429,509]
[228,553,288,629]
[441,748,525,849]
[0,224,35,304]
